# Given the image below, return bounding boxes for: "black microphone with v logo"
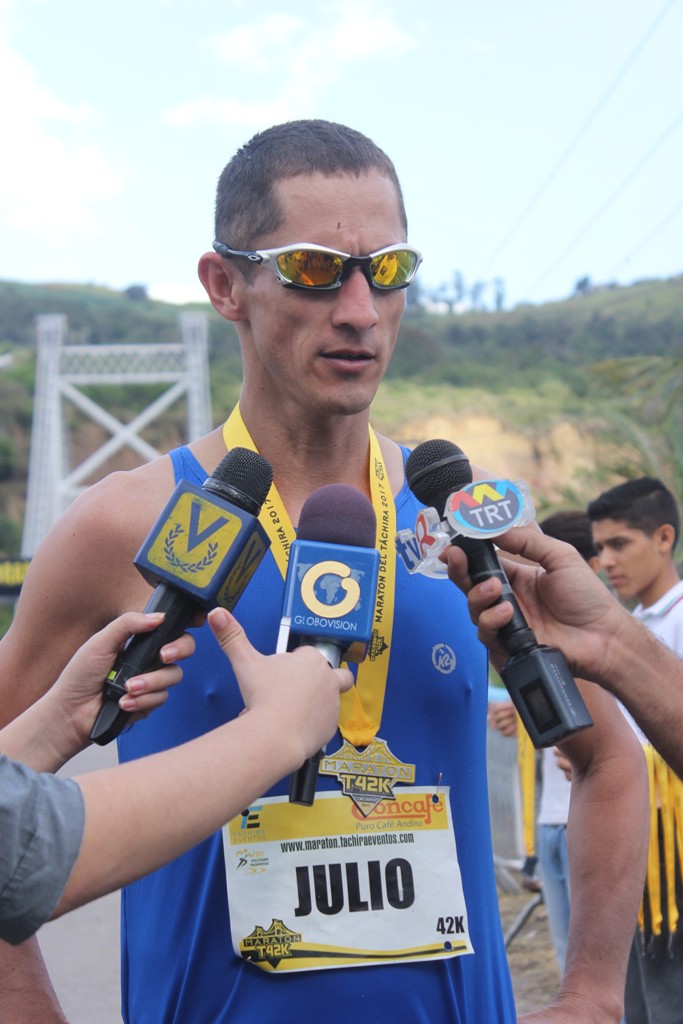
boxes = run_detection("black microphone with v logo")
[90,447,273,745]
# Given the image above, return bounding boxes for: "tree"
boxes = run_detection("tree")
[125,284,149,302]
[453,271,466,306]
[493,278,505,312]
[470,281,486,311]
[590,355,683,513]
[0,436,15,481]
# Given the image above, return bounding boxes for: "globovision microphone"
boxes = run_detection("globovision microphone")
[402,439,593,748]
[90,447,273,745]
[278,484,380,806]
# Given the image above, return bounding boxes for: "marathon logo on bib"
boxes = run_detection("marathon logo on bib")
[241,920,303,968]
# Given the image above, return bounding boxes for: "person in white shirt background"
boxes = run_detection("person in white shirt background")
[587,477,683,1024]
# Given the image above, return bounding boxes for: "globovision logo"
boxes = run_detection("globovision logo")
[300,560,360,619]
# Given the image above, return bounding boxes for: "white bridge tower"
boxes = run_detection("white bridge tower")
[22,312,212,557]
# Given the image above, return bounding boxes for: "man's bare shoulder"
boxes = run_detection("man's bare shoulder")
[68,455,177,545]
[0,456,178,719]
[31,457,176,584]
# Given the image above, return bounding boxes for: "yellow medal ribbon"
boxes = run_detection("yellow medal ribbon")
[516,722,537,858]
[640,744,682,938]
[222,404,395,748]
[643,745,663,935]
[516,736,683,935]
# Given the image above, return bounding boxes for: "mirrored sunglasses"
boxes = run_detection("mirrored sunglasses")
[212,240,422,291]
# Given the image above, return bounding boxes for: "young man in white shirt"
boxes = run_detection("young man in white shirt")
[588,476,683,1024]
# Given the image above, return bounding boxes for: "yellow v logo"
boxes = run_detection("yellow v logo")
[187,500,229,552]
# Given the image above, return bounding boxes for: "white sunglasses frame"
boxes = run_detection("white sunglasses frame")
[212,240,423,291]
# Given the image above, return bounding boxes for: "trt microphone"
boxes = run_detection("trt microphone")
[406,439,592,748]
[278,484,380,806]
[90,447,273,745]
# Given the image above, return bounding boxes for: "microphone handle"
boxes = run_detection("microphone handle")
[288,641,343,807]
[453,536,537,656]
[89,584,199,746]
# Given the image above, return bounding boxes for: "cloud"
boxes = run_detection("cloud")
[148,281,211,305]
[0,32,126,235]
[164,95,295,129]
[163,3,418,128]
[209,14,307,71]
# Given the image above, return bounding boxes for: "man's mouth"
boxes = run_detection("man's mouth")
[323,350,373,361]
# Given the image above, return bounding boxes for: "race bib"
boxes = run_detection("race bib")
[222,787,473,972]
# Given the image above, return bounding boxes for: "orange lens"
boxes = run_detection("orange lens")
[370,249,416,288]
[276,250,344,287]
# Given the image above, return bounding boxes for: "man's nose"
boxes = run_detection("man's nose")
[598,548,615,569]
[330,268,381,331]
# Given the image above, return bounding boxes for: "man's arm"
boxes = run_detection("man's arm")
[1,609,351,940]
[54,608,352,916]
[0,940,70,1024]
[0,462,171,1022]
[443,534,650,1022]
[528,681,648,1022]
[443,527,683,775]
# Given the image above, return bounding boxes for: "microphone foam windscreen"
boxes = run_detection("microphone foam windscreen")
[204,447,273,511]
[406,439,473,513]
[298,484,376,549]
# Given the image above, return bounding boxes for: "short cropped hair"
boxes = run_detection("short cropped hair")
[213,119,407,251]
[540,510,598,563]
[587,477,680,548]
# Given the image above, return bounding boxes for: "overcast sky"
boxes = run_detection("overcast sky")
[1,0,681,310]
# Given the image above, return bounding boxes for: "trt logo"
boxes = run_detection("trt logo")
[444,480,529,539]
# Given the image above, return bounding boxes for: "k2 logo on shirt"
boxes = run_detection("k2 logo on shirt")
[432,643,457,675]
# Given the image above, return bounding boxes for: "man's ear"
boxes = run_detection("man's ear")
[197,252,246,322]
[655,523,676,556]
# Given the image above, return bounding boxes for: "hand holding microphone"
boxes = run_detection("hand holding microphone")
[277,484,380,805]
[406,440,537,656]
[90,447,273,744]
[403,439,593,748]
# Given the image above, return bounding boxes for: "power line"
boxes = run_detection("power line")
[525,107,683,296]
[607,198,683,276]
[477,0,677,278]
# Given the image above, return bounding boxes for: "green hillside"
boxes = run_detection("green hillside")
[392,274,683,389]
[2,273,682,375]
[1,272,682,567]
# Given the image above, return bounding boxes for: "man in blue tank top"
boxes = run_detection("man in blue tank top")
[0,120,648,1023]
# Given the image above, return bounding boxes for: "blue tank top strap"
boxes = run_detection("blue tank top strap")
[168,446,208,487]
[167,441,412,505]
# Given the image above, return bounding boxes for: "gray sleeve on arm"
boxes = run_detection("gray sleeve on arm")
[0,754,85,945]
